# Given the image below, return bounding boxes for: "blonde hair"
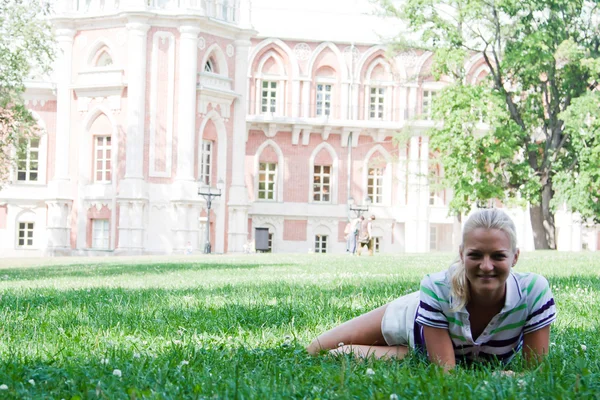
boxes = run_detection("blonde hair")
[449,209,518,310]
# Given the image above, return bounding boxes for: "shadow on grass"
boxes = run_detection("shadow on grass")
[0,281,419,335]
[0,261,289,281]
[1,275,598,337]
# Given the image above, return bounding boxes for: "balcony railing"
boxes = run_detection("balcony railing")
[58,0,238,23]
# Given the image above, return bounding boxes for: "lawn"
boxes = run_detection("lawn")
[0,252,598,399]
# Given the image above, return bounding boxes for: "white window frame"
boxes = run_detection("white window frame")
[430,225,438,251]
[367,167,384,204]
[422,90,437,120]
[94,135,112,183]
[267,232,273,253]
[312,165,331,203]
[261,81,277,114]
[16,138,40,183]
[316,82,333,117]
[17,221,35,248]
[92,219,110,250]
[258,162,277,201]
[199,139,213,185]
[373,236,382,253]
[315,234,328,253]
[369,87,385,119]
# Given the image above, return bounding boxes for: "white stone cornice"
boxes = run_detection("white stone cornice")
[54,27,76,39]
[301,129,311,146]
[267,123,278,138]
[178,25,201,37]
[197,87,238,119]
[291,126,302,145]
[125,20,150,33]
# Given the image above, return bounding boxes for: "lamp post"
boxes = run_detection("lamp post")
[347,196,372,218]
[198,179,223,254]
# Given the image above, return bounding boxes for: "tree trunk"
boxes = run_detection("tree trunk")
[529,183,557,250]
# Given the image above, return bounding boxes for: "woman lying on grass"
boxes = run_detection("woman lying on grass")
[307,209,556,371]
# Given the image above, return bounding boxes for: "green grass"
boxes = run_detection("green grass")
[0,252,598,399]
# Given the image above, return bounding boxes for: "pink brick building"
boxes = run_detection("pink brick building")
[0,0,597,256]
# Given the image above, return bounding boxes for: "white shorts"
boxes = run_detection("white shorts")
[380,291,420,348]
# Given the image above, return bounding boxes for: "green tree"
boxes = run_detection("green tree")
[0,0,55,185]
[378,0,600,249]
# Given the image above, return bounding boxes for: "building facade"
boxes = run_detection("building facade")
[0,0,597,257]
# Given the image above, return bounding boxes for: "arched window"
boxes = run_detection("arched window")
[96,51,113,67]
[363,58,393,121]
[88,113,114,183]
[315,66,335,117]
[204,57,215,73]
[16,137,40,182]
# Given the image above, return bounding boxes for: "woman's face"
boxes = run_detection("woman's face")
[460,228,519,300]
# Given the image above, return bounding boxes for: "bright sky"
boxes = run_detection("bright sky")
[250,0,404,44]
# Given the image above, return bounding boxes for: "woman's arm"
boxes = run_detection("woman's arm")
[422,325,456,371]
[522,325,551,366]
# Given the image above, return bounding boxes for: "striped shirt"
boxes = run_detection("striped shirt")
[415,270,556,364]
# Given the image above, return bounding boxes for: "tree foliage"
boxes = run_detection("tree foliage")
[379,0,600,248]
[0,0,55,184]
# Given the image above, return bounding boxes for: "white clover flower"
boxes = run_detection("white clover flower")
[518,379,526,389]
[112,369,122,377]
[173,339,182,345]
[337,342,344,347]
[28,379,35,386]
[581,344,587,351]
[133,353,141,359]
[390,394,399,400]
[100,358,109,365]
[0,384,7,390]
[366,368,375,376]
[181,360,189,366]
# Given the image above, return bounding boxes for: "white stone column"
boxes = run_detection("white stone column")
[340,82,349,119]
[351,83,359,119]
[407,84,418,119]
[45,200,72,254]
[117,20,150,254]
[292,79,301,118]
[123,20,150,185]
[399,85,407,121]
[302,79,310,117]
[227,39,252,252]
[46,27,75,255]
[417,136,430,252]
[404,136,420,252]
[53,28,75,184]
[175,25,200,185]
[396,141,407,207]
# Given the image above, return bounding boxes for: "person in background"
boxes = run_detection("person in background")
[307,209,556,372]
[345,216,361,255]
[357,215,375,256]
